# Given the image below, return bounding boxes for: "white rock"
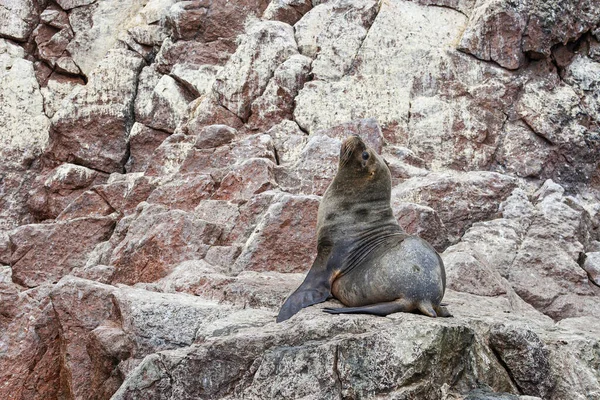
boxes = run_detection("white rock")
[214,20,298,120]
[171,63,221,97]
[140,74,193,133]
[295,0,379,80]
[0,57,50,167]
[67,0,148,76]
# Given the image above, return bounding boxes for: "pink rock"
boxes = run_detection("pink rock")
[109,205,223,284]
[56,174,157,220]
[392,171,517,242]
[200,0,270,42]
[458,0,528,70]
[277,134,340,196]
[443,251,508,297]
[55,190,114,220]
[194,124,237,149]
[47,49,145,173]
[214,21,298,120]
[223,191,278,244]
[164,1,209,41]
[262,0,313,25]
[232,194,319,273]
[183,95,244,134]
[495,120,552,178]
[394,202,450,251]
[147,173,216,211]
[179,134,276,178]
[144,133,197,178]
[27,163,108,221]
[125,123,171,173]
[212,158,278,202]
[50,277,123,400]
[248,54,312,131]
[0,284,61,400]
[10,215,118,287]
[155,38,237,75]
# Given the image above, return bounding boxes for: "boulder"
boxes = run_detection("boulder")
[232,193,320,274]
[109,204,223,284]
[10,214,118,287]
[48,49,145,173]
[214,20,298,120]
[392,171,517,242]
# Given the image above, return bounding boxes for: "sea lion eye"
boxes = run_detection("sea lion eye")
[362,151,369,160]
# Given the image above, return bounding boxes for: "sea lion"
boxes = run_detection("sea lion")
[276,135,450,322]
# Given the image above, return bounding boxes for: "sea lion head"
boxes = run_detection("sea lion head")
[330,134,391,201]
[338,134,384,179]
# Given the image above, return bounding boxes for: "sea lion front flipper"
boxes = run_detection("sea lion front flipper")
[323,299,414,317]
[277,249,334,322]
[276,268,332,322]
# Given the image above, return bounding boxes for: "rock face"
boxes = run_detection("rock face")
[1,0,600,399]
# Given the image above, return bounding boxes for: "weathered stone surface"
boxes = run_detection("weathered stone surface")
[0,52,50,168]
[0,284,61,400]
[112,291,600,400]
[48,49,145,173]
[392,171,517,242]
[262,0,312,25]
[581,252,600,287]
[248,53,312,130]
[10,214,117,287]
[137,74,195,133]
[394,202,450,252]
[50,277,122,400]
[0,0,45,41]
[212,158,278,202]
[67,0,147,76]
[495,120,552,178]
[109,204,223,284]
[295,0,379,80]
[459,0,600,68]
[214,20,298,120]
[444,182,600,321]
[40,74,85,119]
[194,124,237,149]
[3,1,600,399]
[144,132,197,178]
[490,324,554,398]
[179,133,277,179]
[232,193,319,274]
[147,173,215,211]
[155,37,236,74]
[275,134,341,195]
[57,173,157,220]
[125,123,170,173]
[265,120,308,166]
[458,0,528,69]
[163,1,209,41]
[27,163,108,221]
[183,93,244,134]
[318,118,385,154]
[171,63,221,97]
[294,1,523,172]
[114,287,230,356]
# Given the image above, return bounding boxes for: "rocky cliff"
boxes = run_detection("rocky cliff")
[1,0,599,399]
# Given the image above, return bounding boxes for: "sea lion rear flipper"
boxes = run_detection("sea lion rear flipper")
[323,299,414,317]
